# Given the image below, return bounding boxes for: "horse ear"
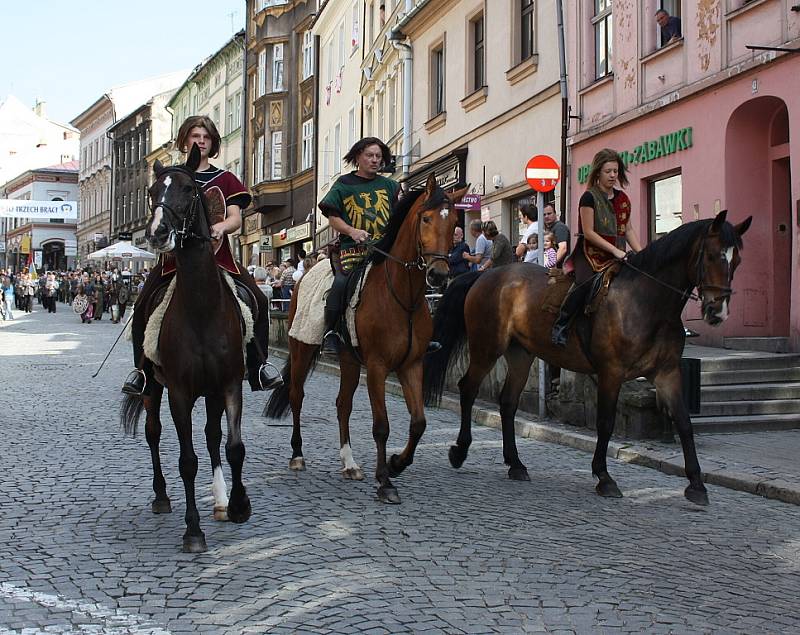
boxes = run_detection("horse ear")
[186,143,201,173]
[153,159,163,176]
[711,209,728,232]
[425,172,437,196]
[735,215,753,237]
[449,183,471,206]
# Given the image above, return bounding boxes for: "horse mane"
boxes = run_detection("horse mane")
[368,189,425,265]
[624,218,743,274]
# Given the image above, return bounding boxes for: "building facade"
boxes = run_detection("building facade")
[109,91,175,265]
[0,97,79,263]
[566,0,800,351]
[397,0,563,245]
[245,0,317,266]
[70,72,190,266]
[2,161,79,272]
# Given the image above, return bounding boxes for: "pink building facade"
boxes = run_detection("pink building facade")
[566,0,799,351]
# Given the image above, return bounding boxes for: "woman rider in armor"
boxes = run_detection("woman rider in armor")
[122,115,282,395]
[551,148,643,346]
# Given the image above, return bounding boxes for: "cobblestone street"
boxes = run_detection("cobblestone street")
[1,307,799,634]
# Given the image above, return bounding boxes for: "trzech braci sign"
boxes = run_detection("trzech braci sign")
[577,127,693,184]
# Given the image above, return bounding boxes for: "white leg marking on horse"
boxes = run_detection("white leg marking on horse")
[340,443,359,471]
[718,298,729,321]
[211,466,228,508]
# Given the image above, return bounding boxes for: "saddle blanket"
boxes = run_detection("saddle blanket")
[143,271,254,367]
[288,262,371,348]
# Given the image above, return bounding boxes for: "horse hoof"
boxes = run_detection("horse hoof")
[151,498,172,514]
[342,467,364,481]
[596,481,623,498]
[448,445,467,469]
[227,498,252,524]
[685,485,709,506]
[376,486,401,505]
[289,457,306,471]
[508,466,531,481]
[182,534,207,553]
[213,506,228,522]
[388,454,407,478]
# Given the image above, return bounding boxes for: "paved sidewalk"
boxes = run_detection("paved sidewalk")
[286,352,800,507]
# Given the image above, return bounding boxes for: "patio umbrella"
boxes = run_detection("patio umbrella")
[87,241,156,261]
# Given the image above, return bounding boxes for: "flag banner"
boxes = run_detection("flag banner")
[0,200,78,220]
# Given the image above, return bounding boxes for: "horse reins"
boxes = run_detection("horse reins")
[368,204,450,367]
[620,227,734,305]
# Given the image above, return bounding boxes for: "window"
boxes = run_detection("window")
[255,135,265,183]
[387,77,396,136]
[271,131,282,179]
[233,92,241,130]
[338,21,346,70]
[347,105,356,150]
[333,122,341,176]
[431,44,445,116]
[649,173,682,238]
[272,43,284,92]
[593,0,613,79]
[323,133,330,182]
[656,1,682,49]
[471,13,485,91]
[326,39,334,86]
[521,0,535,61]
[364,104,373,136]
[302,31,314,80]
[212,104,220,127]
[377,91,384,140]
[351,1,360,51]
[257,49,267,97]
[367,1,374,44]
[227,96,234,133]
[301,119,314,170]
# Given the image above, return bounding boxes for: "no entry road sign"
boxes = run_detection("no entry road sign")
[525,155,560,193]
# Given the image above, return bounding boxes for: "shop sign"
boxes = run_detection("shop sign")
[272,222,311,248]
[65,246,77,256]
[0,200,78,220]
[454,194,481,211]
[260,235,272,249]
[577,127,693,184]
[118,231,132,241]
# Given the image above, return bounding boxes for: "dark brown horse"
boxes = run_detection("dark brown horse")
[424,210,751,505]
[120,146,251,552]
[266,174,466,504]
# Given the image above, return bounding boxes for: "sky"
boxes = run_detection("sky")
[1,1,246,124]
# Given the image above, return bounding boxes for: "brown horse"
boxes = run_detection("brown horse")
[266,174,466,503]
[120,146,252,552]
[424,210,751,505]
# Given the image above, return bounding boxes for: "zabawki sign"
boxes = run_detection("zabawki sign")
[0,200,78,220]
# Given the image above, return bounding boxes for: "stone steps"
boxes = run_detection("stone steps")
[700,382,800,402]
[698,398,800,417]
[700,367,800,385]
[723,336,791,354]
[693,413,800,433]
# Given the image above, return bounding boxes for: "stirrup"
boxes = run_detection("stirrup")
[321,330,343,355]
[258,362,283,391]
[122,369,146,395]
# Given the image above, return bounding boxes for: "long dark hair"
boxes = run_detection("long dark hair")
[586,148,629,189]
[343,137,392,168]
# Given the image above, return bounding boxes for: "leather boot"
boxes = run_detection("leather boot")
[551,283,587,348]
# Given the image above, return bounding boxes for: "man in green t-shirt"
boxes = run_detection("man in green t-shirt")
[319,137,398,353]
[318,137,439,355]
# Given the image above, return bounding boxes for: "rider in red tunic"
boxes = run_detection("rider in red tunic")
[122,116,282,395]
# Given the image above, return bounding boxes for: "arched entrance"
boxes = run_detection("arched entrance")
[41,239,66,271]
[725,96,791,338]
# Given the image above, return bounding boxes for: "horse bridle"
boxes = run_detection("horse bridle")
[151,167,210,248]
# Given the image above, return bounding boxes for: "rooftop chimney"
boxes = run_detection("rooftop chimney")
[33,99,47,118]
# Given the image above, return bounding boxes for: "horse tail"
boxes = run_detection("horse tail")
[264,357,293,419]
[423,271,482,407]
[120,394,145,437]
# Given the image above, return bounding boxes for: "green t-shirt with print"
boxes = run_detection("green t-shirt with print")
[319,172,401,271]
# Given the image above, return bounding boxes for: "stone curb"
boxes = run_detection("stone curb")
[271,349,800,507]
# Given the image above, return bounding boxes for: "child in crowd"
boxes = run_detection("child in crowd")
[543,231,558,269]
[526,233,539,265]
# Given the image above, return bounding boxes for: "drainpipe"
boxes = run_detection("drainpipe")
[390,0,414,179]
[556,0,569,223]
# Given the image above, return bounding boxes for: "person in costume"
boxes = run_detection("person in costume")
[551,148,643,346]
[122,115,281,395]
[318,137,439,354]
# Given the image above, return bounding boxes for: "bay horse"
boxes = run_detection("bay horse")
[120,145,251,552]
[424,210,751,505]
[266,174,466,504]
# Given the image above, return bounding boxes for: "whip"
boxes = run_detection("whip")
[92,311,135,379]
